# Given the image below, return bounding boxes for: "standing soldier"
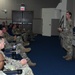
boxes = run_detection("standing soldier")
[58,11,74,60]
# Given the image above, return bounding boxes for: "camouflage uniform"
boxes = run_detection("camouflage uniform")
[60,19,73,57]
[4,39,30,61]
[0,51,34,75]
[5,40,36,66]
[16,43,30,61]
[12,28,29,46]
[12,27,21,35]
[3,32,14,42]
[3,32,25,46]
[4,39,12,49]
[0,71,6,75]
[12,27,28,42]
[21,28,28,42]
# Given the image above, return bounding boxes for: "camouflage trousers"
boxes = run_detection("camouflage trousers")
[5,40,30,61]
[16,43,30,61]
[62,36,73,56]
[21,32,28,42]
[16,36,24,44]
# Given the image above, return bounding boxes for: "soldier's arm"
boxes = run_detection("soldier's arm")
[5,32,15,42]
[58,27,63,32]
[5,57,23,68]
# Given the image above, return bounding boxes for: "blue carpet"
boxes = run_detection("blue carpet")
[28,35,75,75]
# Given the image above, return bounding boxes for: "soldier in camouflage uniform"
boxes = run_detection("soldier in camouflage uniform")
[21,28,29,42]
[58,11,73,60]
[0,36,34,75]
[12,24,30,46]
[1,26,31,52]
[0,29,36,66]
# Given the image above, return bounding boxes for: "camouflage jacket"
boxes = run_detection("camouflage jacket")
[3,32,14,42]
[0,51,34,75]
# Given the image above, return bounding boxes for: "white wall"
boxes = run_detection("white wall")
[56,0,67,12]
[56,0,67,27]
[42,8,60,36]
[73,0,75,26]
[42,8,61,22]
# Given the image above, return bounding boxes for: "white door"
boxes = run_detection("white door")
[42,8,58,36]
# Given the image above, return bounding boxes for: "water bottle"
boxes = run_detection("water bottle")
[12,44,16,51]
[12,44,16,59]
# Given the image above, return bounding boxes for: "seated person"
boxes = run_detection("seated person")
[1,26,31,52]
[12,24,29,42]
[0,29,36,66]
[0,36,34,75]
[2,26,29,46]
[0,52,6,75]
[7,23,14,36]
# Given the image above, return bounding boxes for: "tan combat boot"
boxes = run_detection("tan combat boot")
[24,48,31,53]
[63,55,69,59]
[28,60,36,66]
[23,42,30,46]
[65,56,72,60]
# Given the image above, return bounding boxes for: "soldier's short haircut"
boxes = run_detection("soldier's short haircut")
[67,11,72,18]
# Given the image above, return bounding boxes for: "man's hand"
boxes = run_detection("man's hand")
[58,27,63,32]
[20,59,27,65]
